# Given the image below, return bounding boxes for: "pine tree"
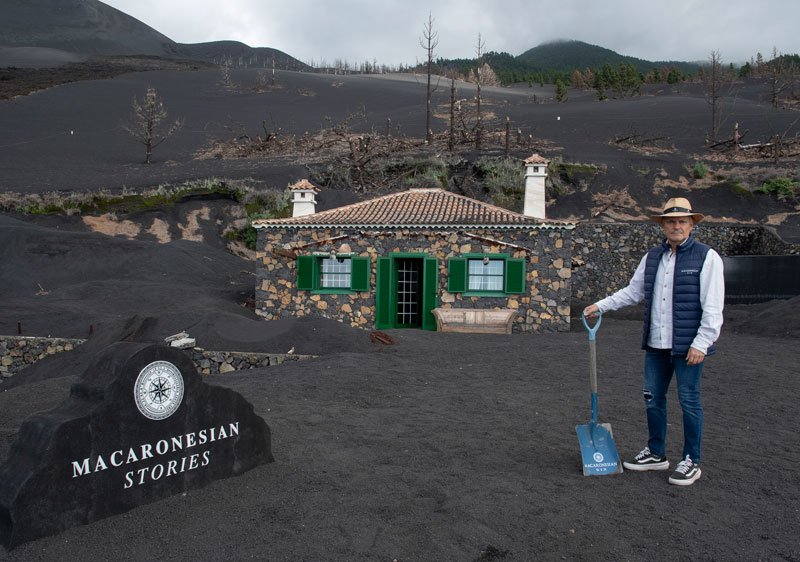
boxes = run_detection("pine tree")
[555,78,568,102]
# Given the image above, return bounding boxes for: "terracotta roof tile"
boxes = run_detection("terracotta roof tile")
[289,179,320,192]
[524,153,549,164]
[253,188,572,230]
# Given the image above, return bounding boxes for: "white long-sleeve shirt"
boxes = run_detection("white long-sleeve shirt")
[595,243,725,354]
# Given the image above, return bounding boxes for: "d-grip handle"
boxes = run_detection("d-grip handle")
[581,310,602,341]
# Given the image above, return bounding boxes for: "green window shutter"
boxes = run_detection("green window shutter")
[504,258,526,294]
[350,256,370,292]
[375,257,393,330]
[422,257,439,331]
[447,258,467,293]
[297,255,316,290]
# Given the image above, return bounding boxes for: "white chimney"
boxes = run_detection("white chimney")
[523,153,549,219]
[290,179,319,217]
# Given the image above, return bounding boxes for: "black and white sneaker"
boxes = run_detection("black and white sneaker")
[622,447,670,471]
[668,456,702,486]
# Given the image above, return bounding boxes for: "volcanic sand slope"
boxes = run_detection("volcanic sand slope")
[1,68,798,230]
[0,0,180,59]
[1,313,799,560]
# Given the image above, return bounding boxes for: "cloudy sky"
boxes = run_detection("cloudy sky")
[102,0,798,67]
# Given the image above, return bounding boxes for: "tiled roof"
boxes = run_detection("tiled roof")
[253,188,573,230]
[289,179,319,192]
[524,153,549,164]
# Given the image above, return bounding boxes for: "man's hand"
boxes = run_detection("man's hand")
[583,304,600,318]
[686,347,706,366]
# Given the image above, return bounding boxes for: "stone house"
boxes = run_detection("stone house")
[253,157,575,333]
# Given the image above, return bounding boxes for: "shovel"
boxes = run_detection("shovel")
[575,312,623,476]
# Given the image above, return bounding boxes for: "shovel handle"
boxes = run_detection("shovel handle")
[582,312,602,422]
[581,311,602,341]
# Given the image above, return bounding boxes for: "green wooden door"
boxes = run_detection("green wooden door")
[422,257,438,331]
[375,255,438,331]
[375,257,393,330]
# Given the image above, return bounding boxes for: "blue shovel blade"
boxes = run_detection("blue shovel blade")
[576,422,623,476]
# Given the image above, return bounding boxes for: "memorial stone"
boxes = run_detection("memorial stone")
[0,342,273,548]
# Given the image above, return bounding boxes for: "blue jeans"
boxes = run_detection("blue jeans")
[643,349,704,464]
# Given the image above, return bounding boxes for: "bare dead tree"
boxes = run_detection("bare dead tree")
[420,13,439,143]
[123,87,183,164]
[449,76,456,151]
[320,106,409,191]
[766,47,792,108]
[255,69,269,90]
[505,116,510,155]
[219,56,234,89]
[708,117,800,161]
[700,50,732,143]
[475,33,485,150]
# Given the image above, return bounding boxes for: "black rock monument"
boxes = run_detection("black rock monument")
[0,342,273,548]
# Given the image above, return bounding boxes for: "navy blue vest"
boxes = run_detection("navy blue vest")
[641,236,716,356]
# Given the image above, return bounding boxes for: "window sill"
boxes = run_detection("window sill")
[463,291,509,298]
[312,289,356,295]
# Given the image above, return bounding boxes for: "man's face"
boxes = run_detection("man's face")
[660,216,694,245]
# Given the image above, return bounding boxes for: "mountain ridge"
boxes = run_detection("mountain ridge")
[1,0,180,58]
[2,0,705,75]
[0,0,306,69]
[517,39,700,74]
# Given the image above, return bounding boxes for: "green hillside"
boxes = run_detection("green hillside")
[517,39,698,74]
[433,39,700,86]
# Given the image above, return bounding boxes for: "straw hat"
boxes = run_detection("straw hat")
[650,197,704,223]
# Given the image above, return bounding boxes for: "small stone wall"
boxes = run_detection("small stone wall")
[0,336,84,381]
[188,349,313,375]
[0,335,311,383]
[571,222,800,306]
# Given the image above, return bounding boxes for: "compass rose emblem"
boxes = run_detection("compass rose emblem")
[134,361,184,420]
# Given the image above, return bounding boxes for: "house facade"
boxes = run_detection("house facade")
[253,186,575,333]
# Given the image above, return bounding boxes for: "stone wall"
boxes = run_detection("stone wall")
[0,336,84,381]
[188,349,312,375]
[571,222,799,306]
[0,335,311,383]
[256,227,574,333]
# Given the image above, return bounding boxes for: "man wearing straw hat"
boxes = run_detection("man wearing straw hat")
[583,197,724,486]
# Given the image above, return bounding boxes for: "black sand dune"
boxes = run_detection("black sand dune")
[1,310,799,560]
[0,212,373,358]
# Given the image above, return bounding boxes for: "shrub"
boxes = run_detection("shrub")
[0,178,249,215]
[476,157,523,192]
[725,180,751,197]
[226,192,292,251]
[546,160,602,198]
[397,159,448,190]
[692,162,709,179]
[558,162,601,182]
[239,189,292,218]
[475,157,525,210]
[756,177,799,200]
